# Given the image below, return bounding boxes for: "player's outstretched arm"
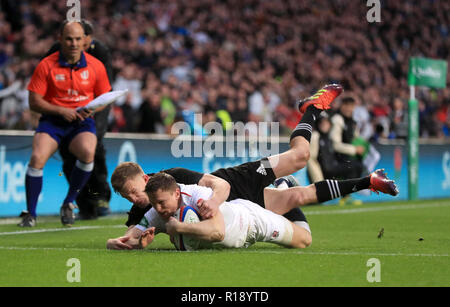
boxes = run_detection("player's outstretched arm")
[165,210,225,243]
[106,226,145,250]
[106,236,133,250]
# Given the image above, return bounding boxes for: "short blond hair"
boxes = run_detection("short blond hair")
[111,162,145,193]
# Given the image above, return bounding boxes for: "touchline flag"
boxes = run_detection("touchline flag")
[407,57,447,200]
[408,57,447,88]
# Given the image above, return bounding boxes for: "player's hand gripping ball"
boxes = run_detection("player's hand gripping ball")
[172,206,201,251]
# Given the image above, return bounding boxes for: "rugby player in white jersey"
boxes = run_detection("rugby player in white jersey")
[109,172,312,250]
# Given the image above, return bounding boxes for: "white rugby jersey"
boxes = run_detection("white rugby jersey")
[135,183,294,249]
[135,183,213,234]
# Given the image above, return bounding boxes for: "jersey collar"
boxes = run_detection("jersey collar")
[58,51,87,69]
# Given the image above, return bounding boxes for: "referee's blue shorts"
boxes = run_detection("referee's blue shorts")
[35,115,96,145]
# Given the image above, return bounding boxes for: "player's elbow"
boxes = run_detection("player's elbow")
[201,174,230,194]
[209,219,225,242]
[223,180,231,194]
[210,230,225,242]
[212,176,231,195]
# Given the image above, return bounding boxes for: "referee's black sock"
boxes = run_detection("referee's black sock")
[314,176,371,203]
[290,106,322,143]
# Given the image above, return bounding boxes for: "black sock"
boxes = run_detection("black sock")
[314,176,371,203]
[290,106,322,143]
[283,208,308,223]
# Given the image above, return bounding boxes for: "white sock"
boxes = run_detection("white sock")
[75,160,94,172]
[294,221,311,234]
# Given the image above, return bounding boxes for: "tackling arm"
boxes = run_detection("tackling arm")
[196,174,231,219]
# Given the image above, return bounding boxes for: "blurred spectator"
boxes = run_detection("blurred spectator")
[120,93,138,132]
[329,97,366,205]
[112,64,143,110]
[308,115,343,183]
[108,105,126,132]
[353,94,374,141]
[389,98,408,139]
[436,100,450,137]
[329,97,365,179]
[0,0,449,139]
[138,90,164,133]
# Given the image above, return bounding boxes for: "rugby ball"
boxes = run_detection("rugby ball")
[172,206,201,251]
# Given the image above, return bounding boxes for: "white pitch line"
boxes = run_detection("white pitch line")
[0,225,125,236]
[0,246,106,252]
[0,245,447,258]
[1,202,449,236]
[241,250,450,258]
[304,202,450,215]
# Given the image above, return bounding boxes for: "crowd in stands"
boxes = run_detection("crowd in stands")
[1,0,449,139]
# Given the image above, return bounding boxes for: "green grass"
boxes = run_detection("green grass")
[0,199,449,287]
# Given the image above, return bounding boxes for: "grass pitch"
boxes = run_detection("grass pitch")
[0,199,449,287]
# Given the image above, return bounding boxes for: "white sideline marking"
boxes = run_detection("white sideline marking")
[0,225,125,236]
[245,250,449,258]
[0,246,447,258]
[0,218,22,225]
[305,202,450,215]
[0,246,106,252]
[0,202,448,236]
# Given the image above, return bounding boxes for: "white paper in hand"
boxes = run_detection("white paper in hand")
[77,90,128,112]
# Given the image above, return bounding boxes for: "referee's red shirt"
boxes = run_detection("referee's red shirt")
[27,51,111,109]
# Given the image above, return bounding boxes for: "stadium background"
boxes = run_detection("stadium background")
[0,0,449,216]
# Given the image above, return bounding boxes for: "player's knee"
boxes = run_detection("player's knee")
[73,147,95,163]
[292,148,310,170]
[293,189,307,206]
[29,153,46,169]
[294,233,312,249]
[303,232,312,247]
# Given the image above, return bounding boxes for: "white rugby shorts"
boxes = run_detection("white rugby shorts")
[218,199,294,248]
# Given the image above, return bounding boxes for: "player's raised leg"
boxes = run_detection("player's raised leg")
[268,84,343,176]
[60,131,97,226]
[19,133,59,227]
[265,169,399,215]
